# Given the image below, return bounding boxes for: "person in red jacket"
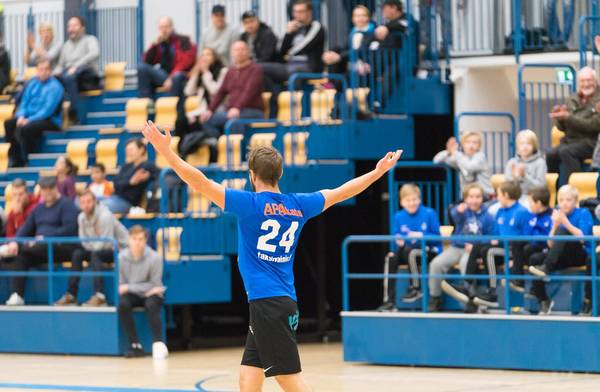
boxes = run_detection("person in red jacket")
[5,178,38,238]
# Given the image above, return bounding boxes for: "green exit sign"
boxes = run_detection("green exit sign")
[556,68,574,84]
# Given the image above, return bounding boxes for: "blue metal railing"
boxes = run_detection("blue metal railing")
[0,237,119,305]
[341,234,600,317]
[454,112,516,174]
[578,15,600,68]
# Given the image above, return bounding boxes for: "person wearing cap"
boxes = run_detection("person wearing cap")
[240,10,279,63]
[374,0,407,49]
[200,5,238,66]
[4,176,80,306]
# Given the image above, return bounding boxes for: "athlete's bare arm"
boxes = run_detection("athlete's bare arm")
[321,150,402,211]
[142,121,226,209]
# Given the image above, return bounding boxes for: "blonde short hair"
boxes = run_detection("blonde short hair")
[557,184,579,202]
[459,131,482,147]
[462,183,485,200]
[516,129,539,153]
[399,183,421,200]
[38,22,54,38]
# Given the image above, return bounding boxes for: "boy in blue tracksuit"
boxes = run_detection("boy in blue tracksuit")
[378,184,441,311]
[528,185,593,315]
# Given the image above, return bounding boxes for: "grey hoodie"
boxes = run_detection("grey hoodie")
[78,203,129,251]
[119,246,162,297]
[433,150,494,196]
[504,151,547,196]
[55,33,100,73]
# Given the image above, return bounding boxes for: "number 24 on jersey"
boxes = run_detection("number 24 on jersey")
[257,219,299,254]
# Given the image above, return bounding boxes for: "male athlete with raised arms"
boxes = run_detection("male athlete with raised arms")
[143,121,401,392]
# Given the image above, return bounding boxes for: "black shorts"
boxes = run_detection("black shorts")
[241,296,301,377]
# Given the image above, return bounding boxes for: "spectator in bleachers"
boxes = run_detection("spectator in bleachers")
[239,10,279,63]
[25,22,62,67]
[428,183,494,312]
[54,16,100,123]
[378,184,441,312]
[5,60,63,167]
[4,176,79,306]
[504,129,547,206]
[199,41,264,137]
[443,181,530,312]
[200,5,238,66]
[88,163,114,199]
[528,185,593,315]
[138,16,196,107]
[373,0,407,49]
[0,43,10,94]
[4,178,38,239]
[103,139,158,214]
[55,191,128,306]
[54,156,77,200]
[547,66,600,183]
[118,225,167,359]
[433,132,494,198]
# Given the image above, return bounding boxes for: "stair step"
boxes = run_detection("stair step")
[87,111,126,119]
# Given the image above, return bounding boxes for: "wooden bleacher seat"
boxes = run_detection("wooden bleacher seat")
[80,89,102,97]
[103,62,126,91]
[125,98,151,132]
[217,134,244,167]
[23,67,36,82]
[0,104,15,137]
[284,132,309,165]
[277,91,302,122]
[156,227,182,262]
[346,87,370,113]
[186,145,210,167]
[0,142,9,172]
[95,139,120,172]
[490,173,505,191]
[99,127,125,135]
[155,136,180,168]
[593,225,600,237]
[440,225,454,249]
[546,173,558,206]
[66,140,90,173]
[262,92,272,119]
[568,172,598,201]
[4,183,12,212]
[551,126,564,148]
[310,89,336,122]
[187,187,212,213]
[154,96,179,130]
[62,101,71,129]
[249,133,276,149]
[222,178,247,190]
[184,95,199,115]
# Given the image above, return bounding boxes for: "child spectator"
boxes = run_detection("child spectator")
[54,156,77,200]
[528,185,593,315]
[504,129,547,206]
[443,181,530,311]
[433,131,494,197]
[88,163,114,199]
[428,183,494,312]
[378,184,441,311]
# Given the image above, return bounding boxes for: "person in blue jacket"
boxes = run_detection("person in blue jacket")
[378,183,441,311]
[4,60,64,167]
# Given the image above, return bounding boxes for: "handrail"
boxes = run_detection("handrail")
[342,234,599,317]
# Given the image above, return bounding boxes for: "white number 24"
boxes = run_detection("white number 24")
[257,220,299,254]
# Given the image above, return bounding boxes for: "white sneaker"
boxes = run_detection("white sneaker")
[5,292,24,306]
[152,341,169,360]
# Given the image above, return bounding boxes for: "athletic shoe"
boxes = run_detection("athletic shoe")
[401,287,423,303]
[54,293,77,306]
[529,264,549,277]
[464,301,478,314]
[441,280,470,304]
[377,302,397,312]
[5,292,24,306]
[581,299,592,316]
[82,293,107,307]
[428,296,442,312]
[502,279,526,293]
[473,288,499,308]
[125,345,145,358]
[539,300,554,316]
[152,341,169,360]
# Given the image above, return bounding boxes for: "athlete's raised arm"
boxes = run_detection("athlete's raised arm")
[142,120,225,209]
[321,150,402,211]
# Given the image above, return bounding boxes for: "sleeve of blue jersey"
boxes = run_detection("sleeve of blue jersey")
[296,191,326,220]
[577,208,593,236]
[224,188,255,219]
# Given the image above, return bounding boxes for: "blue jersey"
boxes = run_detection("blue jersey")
[525,208,552,247]
[393,205,442,252]
[494,202,531,236]
[564,208,593,254]
[450,206,495,248]
[225,189,325,302]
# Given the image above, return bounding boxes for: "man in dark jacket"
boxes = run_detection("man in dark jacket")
[4,176,80,306]
[374,0,407,49]
[240,11,279,63]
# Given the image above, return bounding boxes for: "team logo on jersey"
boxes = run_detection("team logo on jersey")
[288,311,299,331]
[497,217,504,225]
[264,203,303,217]
[509,218,515,226]
[421,222,428,231]
[467,221,481,234]
[529,217,537,227]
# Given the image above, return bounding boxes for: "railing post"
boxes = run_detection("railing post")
[512,0,522,63]
[420,237,428,313]
[342,238,350,311]
[592,238,598,317]
[47,241,54,305]
[503,240,511,315]
[137,0,144,62]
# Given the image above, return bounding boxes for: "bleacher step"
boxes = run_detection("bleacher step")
[87,111,126,118]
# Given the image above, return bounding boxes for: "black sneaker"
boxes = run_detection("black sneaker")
[464,301,478,313]
[529,264,549,277]
[539,299,554,316]
[401,287,423,303]
[124,345,145,358]
[377,301,397,312]
[473,288,499,308]
[441,280,470,304]
[428,296,442,312]
[581,299,592,316]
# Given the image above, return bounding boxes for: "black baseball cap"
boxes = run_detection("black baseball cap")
[241,10,258,20]
[383,0,403,10]
[212,5,225,15]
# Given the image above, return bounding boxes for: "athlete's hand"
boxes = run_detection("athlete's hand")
[142,120,172,157]
[375,150,402,175]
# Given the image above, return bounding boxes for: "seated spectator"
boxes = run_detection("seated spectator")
[529,185,593,315]
[25,22,62,67]
[200,5,238,66]
[199,41,264,137]
[55,191,128,306]
[443,181,530,311]
[428,184,494,312]
[0,179,38,259]
[118,225,168,359]
[54,156,77,200]
[103,139,158,214]
[504,129,547,206]
[137,16,196,114]
[547,67,600,183]
[5,60,63,167]
[54,16,100,123]
[4,176,79,306]
[378,184,441,312]
[0,43,9,93]
[88,163,114,199]
[373,0,407,49]
[240,10,279,63]
[433,131,494,198]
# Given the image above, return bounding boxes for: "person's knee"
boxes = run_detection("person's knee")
[275,373,310,391]
[145,296,163,311]
[239,365,264,392]
[118,297,132,312]
[137,62,151,76]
